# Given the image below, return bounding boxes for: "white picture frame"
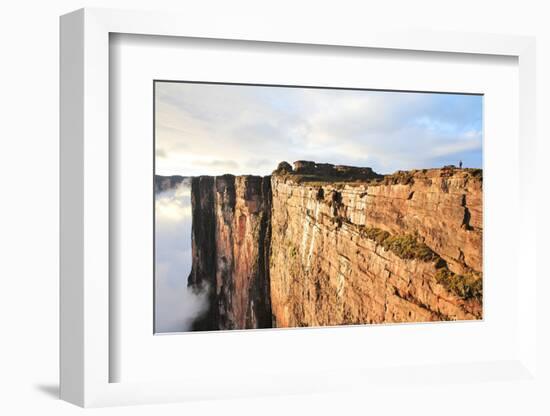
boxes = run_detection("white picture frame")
[60,7,538,408]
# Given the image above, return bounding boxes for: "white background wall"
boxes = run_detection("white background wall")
[0,1,548,414]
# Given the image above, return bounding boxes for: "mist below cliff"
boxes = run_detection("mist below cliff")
[154,182,208,333]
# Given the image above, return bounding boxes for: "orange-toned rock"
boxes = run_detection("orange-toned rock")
[269,166,482,327]
[186,163,483,330]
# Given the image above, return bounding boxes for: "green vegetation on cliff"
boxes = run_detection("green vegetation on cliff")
[359,227,438,262]
[435,268,483,301]
[359,226,482,301]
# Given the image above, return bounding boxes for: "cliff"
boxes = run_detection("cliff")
[186,162,483,330]
[269,164,482,327]
[188,175,272,330]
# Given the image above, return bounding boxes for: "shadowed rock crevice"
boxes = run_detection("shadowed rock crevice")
[187,176,218,330]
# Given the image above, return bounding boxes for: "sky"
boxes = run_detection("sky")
[155,82,483,176]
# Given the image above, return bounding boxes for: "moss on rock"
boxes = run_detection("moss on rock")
[359,227,438,262]
[358,226,482,301]
[435,269,482,301]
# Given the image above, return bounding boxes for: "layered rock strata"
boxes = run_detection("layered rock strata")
[185,162,483,330]
[269,165,482,327]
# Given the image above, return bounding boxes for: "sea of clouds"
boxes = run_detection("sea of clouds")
[154,182,208,333]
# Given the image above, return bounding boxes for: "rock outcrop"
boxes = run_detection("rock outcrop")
[186,162,483,330]
[188,175,272,330]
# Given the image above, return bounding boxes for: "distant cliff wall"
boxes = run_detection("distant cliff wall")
[154,175,188,193]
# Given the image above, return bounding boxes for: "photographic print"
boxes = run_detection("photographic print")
[154,81,483,333]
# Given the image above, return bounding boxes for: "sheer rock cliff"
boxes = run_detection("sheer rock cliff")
[187,175,272,330]
[184,161,483,330]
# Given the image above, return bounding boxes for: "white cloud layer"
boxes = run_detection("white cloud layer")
[155,183,208,333]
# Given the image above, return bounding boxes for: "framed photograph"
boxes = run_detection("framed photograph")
[60,8,538,408]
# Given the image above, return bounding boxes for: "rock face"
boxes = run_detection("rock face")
[269,164,482,327]
[186,162,483,330]
[188,175,272,330]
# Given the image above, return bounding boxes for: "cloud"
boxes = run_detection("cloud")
[155,182,208,333]
[155,186,191,223]
[155,148,167,158]
[192,159,240,170]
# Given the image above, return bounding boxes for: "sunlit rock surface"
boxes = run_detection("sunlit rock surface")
[181,162,483,330]
[269,164,482,327]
